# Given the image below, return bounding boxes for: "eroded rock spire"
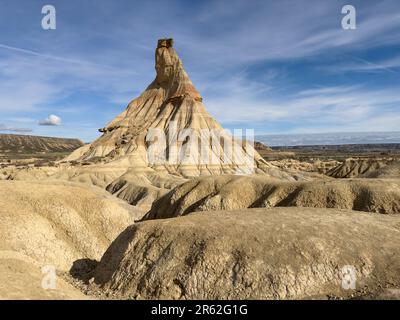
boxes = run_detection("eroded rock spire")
[65,38,269,177]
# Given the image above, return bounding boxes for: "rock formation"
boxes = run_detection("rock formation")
[4,39,297,209]
[92,208,400,299]
[65,39,270,177]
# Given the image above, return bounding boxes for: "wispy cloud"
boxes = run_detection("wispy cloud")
[323,56,400,74]
[0,43,103,66]
[173,0,400,68]
[0,123,32,133]
[207,82,400,133]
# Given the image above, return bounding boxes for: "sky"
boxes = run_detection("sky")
[0,0,399,142]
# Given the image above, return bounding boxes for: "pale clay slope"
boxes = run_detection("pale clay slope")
[0,251,88,300]
[5,161,302,210]
[92,208,400,299]
[144,175,400,220]
[0,180,141,299]
[106,170,187,210]
[4,166,186,209]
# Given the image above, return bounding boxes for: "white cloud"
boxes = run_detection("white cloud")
[206,82,400,133]
[39,115,62,126]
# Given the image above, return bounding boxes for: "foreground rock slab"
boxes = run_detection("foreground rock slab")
[92,207,400,299]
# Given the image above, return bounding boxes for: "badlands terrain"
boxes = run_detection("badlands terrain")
[1,39,400,300]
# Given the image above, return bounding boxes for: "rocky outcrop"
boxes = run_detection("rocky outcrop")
[92,208,400,299]
[64,39,271,177]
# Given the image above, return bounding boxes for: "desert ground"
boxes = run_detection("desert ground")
[1,39,400,300]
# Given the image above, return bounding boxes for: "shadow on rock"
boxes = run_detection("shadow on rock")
[70,258,99,283]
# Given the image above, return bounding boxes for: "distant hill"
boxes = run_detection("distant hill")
[254,141,272,151]
[0,134,84,154]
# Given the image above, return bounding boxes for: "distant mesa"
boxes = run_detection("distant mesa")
[0,133,83,154]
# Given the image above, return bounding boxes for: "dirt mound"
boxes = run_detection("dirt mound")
[270,159,340,174]
[0,170,8,180]
[0,251,89,299]
[104,166,321,210]
[92,208,400,299]
[6,165,187,207]
[327,158,395,178]
[143,175,400,219]
[0,134,83,154]
[0,180,140,272]
[0,180,144,298]
[361,161,400,179]
[106,170,187,210]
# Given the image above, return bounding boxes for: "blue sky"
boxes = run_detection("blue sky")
[0,0,399,142]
